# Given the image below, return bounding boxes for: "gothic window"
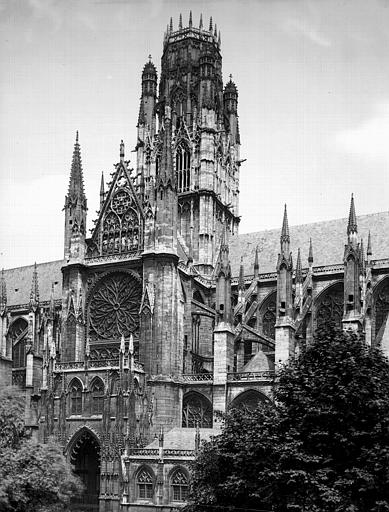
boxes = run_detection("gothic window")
[191,315,201,354]
[375,281,389,336]
[229,390,265,411]
[182,392,212,428]
[101,189,140,255]
[176,145,190,193]
[91,378,105,415]
[316,283,344,330]
[260,295,276,340]
[88,272,141,341]
[136,468,154,501]
[70,379,83,415]
[170,469,189,502]
[9,318,28,368]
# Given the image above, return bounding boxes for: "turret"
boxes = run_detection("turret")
[223,77,239,144]
[138,57,157,134]
[64,132,87,262]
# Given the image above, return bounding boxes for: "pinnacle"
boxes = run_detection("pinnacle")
[347,193,357,235]
[254,245,259,269]
[296,248,302,282]
[367,230,372,256]
[281,204,290,242]
[238,256,245,290]
[308,237,313,264]
[29,262,39,308]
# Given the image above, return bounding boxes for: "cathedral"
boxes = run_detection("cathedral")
[1,12,389,512]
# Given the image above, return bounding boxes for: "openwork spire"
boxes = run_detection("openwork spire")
[29,262,39,311]
[67,131,86,199]
[347,193,357,235]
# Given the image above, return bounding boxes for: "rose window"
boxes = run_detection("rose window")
[89,272,141,340]
[112,190,131,214]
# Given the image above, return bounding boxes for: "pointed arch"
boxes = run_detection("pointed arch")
[175,141,191,193]
[373,277,389,338]
[315,281,344,330]
[68,377,83,415]
[8,317,28,369]
[229,389,269,411]
[182,391,212,428]
[169,466,189,502]
[135,465,155,502]
[90,376,105,415]
[258,290,277,340]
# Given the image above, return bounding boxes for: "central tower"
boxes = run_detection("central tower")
[136,13,241,275]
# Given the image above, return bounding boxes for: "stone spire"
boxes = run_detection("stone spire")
[189,10,192,28]
[179,13,182,29]
[29,262,39,312]
[280,204,290,255]
[296,248,303,284]
[253,246,259,278]
[67,131,86,200]
[209,16,213,31]
[199,13,203,29]
[169,17,173,31]
[49,282,55,320]
[367,230,372,257]
[347,193,358,243]
[120,140,125,162]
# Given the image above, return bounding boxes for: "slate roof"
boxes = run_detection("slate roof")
[4,211,389,308]
[146,427,221,450]
[230,211,389,277]
[3,260,64,307]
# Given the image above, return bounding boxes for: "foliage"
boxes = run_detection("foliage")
[189,325,389,512]
[0,386,83,512]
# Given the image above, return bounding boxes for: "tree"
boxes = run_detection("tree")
[189,326,389,512]
[0,386,83,512]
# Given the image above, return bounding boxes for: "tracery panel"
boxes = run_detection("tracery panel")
[182,392,212,428]
[316,283,344,330]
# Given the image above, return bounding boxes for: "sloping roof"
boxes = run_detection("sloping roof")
[230,211,389,277]
[146,427,221,450]
[4,260,64,307]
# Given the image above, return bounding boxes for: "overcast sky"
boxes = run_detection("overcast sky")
[1,0,389,270]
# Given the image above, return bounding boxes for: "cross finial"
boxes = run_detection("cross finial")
[148,54,152,62]
[229,73,233,81]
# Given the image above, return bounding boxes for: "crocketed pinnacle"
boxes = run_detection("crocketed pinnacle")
[159,109,175,187]
[179,13,182,29]
[254,245,259,276]
[296,248,303,283]
[29,262,39,310]
[360,238,366,272]
[189,11,192,27]
[100,172,105,198]
[199,13,203,29]
[209,16,213,31]
[120,140,125,162]
[281,204,290,244]
[347,193,357,235]
[67,131,86,199]
[308,238,313,264]
[367,230,372,256]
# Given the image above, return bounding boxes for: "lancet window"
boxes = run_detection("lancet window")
[91,378,105,414]
[176,145,191,193]
[70,379,83,415]
[101,189,140,255]
[136,468,154,500]
[261,297,276,340]
[316,283,343,330]
[10,318,28,368]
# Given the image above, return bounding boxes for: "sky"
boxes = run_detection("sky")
[1,0,389,269]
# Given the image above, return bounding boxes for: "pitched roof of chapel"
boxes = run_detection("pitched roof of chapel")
[229,210,389,277]
[146,427,221,450]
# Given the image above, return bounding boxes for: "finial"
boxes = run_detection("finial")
[367,230,372,256]
[209,16,213,31]
[199,13,203,29]
[29,262,40,311]
[76,130,79,143]
[229,73,233,82]
[360,238,366,272]
[179,13,182,29]
[148,54,152,62]
[218,30,221,46]
[120,139,125,162]
[169,17,173,31]
[238,256,245,291]
[214,23,217,37]
[254,245,259,278]
[347,193,357,235]
[189,11,192,27]
[308,238,313,264]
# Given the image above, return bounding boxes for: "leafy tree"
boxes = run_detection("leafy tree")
[0,386,83,512]
[189,326,389,512]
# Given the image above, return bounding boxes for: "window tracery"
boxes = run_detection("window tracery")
[262,300,276,340]
[171,469,189,502]
[375,281,389,336]
[88,272,141,341]
[101,189,140,255]
[91,378,104,414]
[176,145,190,193]
[316,284,343,330]
[10,318,28,368]
[182,392,212,428]
[136,468,154,500]
[70,379,83,415]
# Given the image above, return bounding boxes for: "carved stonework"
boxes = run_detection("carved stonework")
[316,285,344,329]
[88,272,141,341]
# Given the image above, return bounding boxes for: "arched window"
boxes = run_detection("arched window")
[229,389,266,411]
[70,379,83,415]
[136,468,154,501]
[316,283,344,330]
[9,318,28,368]
[176,145,191,193]
[91,378,104,415]
[170,469,189,502]
[182,392,212,428]
[259,293,276,340]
